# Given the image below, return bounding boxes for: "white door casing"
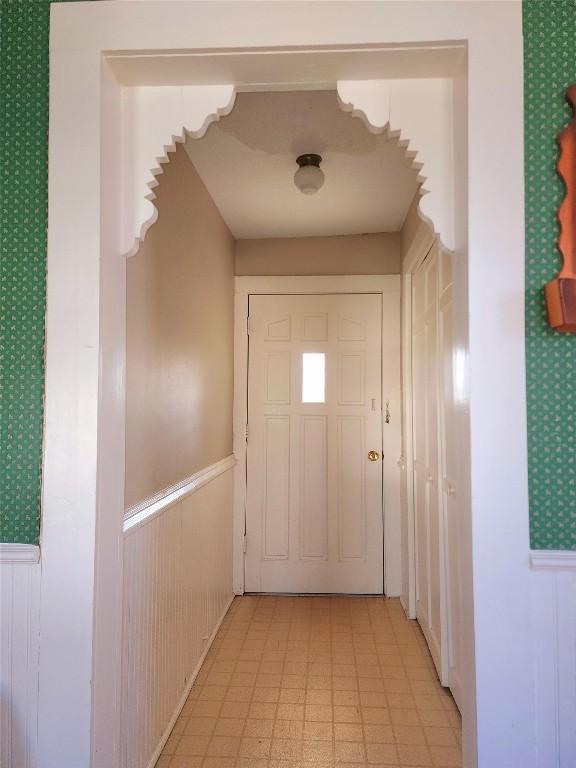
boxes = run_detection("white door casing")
[234,276,401,601]
[46,4,531,768]
[245,293,383,594]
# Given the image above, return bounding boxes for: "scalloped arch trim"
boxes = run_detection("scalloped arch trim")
[123,80,453,256]
[121,85,236,258]
[337,79,454,251]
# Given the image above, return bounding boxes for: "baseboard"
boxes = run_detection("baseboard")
[145,593,235,768]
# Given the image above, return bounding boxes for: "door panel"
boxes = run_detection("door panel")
[337,416,366,561]
[262,416,290,559]
[438,270,463,706]
[245,293,383,594]
[300,415,328,560]
[412,270,429,631]
[424,262,442,672]
[412,247,444,680]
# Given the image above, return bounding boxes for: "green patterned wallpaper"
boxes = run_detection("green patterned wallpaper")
[524,0,576,550]
[0,0,51,543]
[0,1,574,547]
[0,0,75,543]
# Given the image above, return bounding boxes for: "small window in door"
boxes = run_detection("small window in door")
[302,353,325,403]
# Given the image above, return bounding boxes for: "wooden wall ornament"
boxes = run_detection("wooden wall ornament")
[545,84,576,332]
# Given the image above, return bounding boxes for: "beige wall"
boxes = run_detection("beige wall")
[400,193,434,264]
[401,195,422,258]
[235,232,401,275]
[126,143,235,508]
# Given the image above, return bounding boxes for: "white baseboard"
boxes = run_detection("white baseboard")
[145,594,234,768]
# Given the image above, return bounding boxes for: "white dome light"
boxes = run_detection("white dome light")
[294,153,325,195]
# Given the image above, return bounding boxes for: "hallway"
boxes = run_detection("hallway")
[156,596,461,768]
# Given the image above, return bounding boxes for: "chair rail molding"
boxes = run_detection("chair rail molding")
[121,85,236,257]
[531,549,576,571]
[337,79,455,252]
[124,455,236,533]
[0,544,40,564]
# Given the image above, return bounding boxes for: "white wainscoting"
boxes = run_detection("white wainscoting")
[0,549,41,768]
[121,456,236,768]
[531,552,576,768]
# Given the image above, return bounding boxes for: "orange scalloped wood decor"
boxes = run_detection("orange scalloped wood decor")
[545,84,576,332]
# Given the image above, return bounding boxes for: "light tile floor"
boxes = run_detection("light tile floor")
[156,596,461,768]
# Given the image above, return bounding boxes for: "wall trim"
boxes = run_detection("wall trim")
[337,80,455,251]
[235,274,400,296]
[531,550,576,571]
[403,220,436,275]
[124,455,236,534]
[122,85,235,258]
[144,594,235,768]
[0,543,40,564]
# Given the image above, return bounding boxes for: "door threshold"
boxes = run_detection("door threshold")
[243,592,387,597]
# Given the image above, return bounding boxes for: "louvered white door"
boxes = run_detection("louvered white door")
[437,250,463,705]
[245,293,383,594]
[412,266,430,631]
[412,245,448,683]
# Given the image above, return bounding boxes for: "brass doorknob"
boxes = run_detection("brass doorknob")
[367,450,380,461]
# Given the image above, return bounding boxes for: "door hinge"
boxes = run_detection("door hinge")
[245,423,249,443]
[246,315,251,335]
[243,534,247,554]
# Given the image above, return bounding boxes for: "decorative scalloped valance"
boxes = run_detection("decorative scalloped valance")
[121,85,236,258]
[337,79,454,252]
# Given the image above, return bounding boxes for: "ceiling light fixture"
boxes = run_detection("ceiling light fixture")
[294,153,325,195]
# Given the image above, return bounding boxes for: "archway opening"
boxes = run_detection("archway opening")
[122,85,462,768]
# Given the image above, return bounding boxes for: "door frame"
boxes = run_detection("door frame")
[45,3,532,767]
[233,275,401,597]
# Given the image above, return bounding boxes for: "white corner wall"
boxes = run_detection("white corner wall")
[0,557,41,768]
[530,561,576,768]
[122,462,235,768]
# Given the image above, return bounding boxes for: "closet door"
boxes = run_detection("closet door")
[438,252,463,707]
[424,252,443,675]
[412,246,445,681]
[412,268,429,633]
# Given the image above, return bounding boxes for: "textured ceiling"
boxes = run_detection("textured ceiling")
[184,90,420,239]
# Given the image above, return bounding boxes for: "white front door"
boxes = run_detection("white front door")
[245,293,383,594]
